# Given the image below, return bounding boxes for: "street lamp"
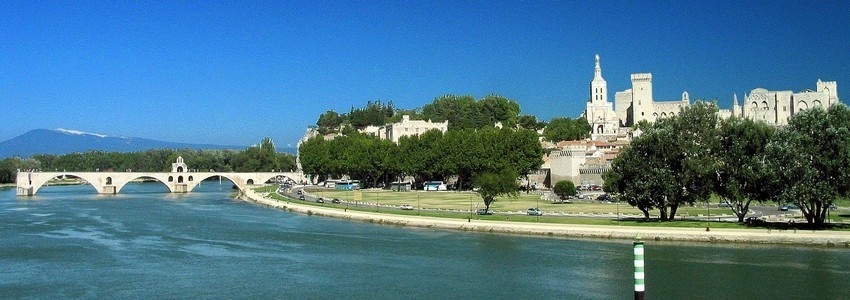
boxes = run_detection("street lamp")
[706,198,711,231]
[536,196,539,222]
[417,194,421,216]
[617,198,620,225]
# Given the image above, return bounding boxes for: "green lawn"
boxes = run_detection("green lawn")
[251,186,850,230]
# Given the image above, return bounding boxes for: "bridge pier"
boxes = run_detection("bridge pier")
[17,186,33,196]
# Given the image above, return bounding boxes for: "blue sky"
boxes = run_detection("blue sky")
[2,1,849,147]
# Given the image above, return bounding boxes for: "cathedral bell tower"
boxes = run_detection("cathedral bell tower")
[590,54,608,104]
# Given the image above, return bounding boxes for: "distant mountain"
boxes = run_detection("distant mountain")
[0,129,249,158]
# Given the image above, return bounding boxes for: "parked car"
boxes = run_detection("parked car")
[476,208,493,215]
[296,190,303,195]
[400,204,414,210]
[596,194,610,201]
[779,205,788,211]
[299,195,305,200]
[331,198,341,204]
[316,197,324,203]
[527,208,543,216]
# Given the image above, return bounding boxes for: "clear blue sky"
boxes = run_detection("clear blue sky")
[2,1,849,147]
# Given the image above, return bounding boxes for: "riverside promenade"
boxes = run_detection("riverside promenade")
[241,189,850,247]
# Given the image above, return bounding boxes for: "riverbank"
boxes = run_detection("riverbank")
[241,189,850,247]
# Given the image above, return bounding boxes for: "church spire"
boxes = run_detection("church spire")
[594,54,602,80]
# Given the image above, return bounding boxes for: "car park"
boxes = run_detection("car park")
[526,208,543,216]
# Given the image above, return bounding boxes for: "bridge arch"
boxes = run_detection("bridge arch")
[186,174,243,193]
[113,174,174,194]
[29,173,106,195]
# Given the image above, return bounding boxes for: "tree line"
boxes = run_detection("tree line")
[604,102,850,227]
[0,138,296,184]
[298,127,543,192]
[315,94,589,143]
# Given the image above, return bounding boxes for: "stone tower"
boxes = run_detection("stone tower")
[630,73,653,124]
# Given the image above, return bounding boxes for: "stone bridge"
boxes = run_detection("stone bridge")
[15,156,304,196]
[16,171,303,196]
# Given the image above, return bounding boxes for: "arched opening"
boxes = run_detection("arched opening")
[247,179,255,185]
[596,125,603,134]
[168,176,174,182]
[177,166,184,172]
[188,176,194,182]
[797,101,808,111]
[652,112,658,120]
[761,101,769,110]
[178,176,184,183]
[813,100,822,107]
[119,176,170,193]
[188,175,238,193]
[660,112,667,118]
[105,177,112,185]
[33,174,99,195]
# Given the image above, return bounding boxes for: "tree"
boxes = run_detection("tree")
[765,104,850,227]
[542,117,591,142]
[604,101,719,221]
[421,94,521,131]
[473,169,519,213]
[517,115,541,130]
[553,180,577,200]
[714,117,775,222]
[316,110,343,134]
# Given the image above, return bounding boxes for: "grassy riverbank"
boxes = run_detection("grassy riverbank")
[253,186,850,231]
[244,187,850,247]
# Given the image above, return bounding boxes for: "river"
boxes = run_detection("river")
[1,182,848,299]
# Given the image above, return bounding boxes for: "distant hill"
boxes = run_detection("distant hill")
[0,129,251,158]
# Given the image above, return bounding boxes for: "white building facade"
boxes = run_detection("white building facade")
[720,79,839,125]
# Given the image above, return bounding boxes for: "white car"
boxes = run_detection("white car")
[527,208,543,216]
[400,204,414,210]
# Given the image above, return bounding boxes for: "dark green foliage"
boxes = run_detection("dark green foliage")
[553,180,577,199]
[542,117,591,142]
[298,127,543,190]
[421,94,521,130]
[348,100,394,129]
[605,101,719,221]
[473,169,520,211]
[766,104,850,226]
[316,110,343,134]
[715,117,775,222]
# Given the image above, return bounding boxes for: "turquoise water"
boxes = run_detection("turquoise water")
[1,183,849,299]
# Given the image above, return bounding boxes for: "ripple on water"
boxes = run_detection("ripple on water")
[31,227,124,251]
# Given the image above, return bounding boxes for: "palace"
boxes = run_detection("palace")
[718,79,839,125]
[585,54,689,139]
[543,55,842,188]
